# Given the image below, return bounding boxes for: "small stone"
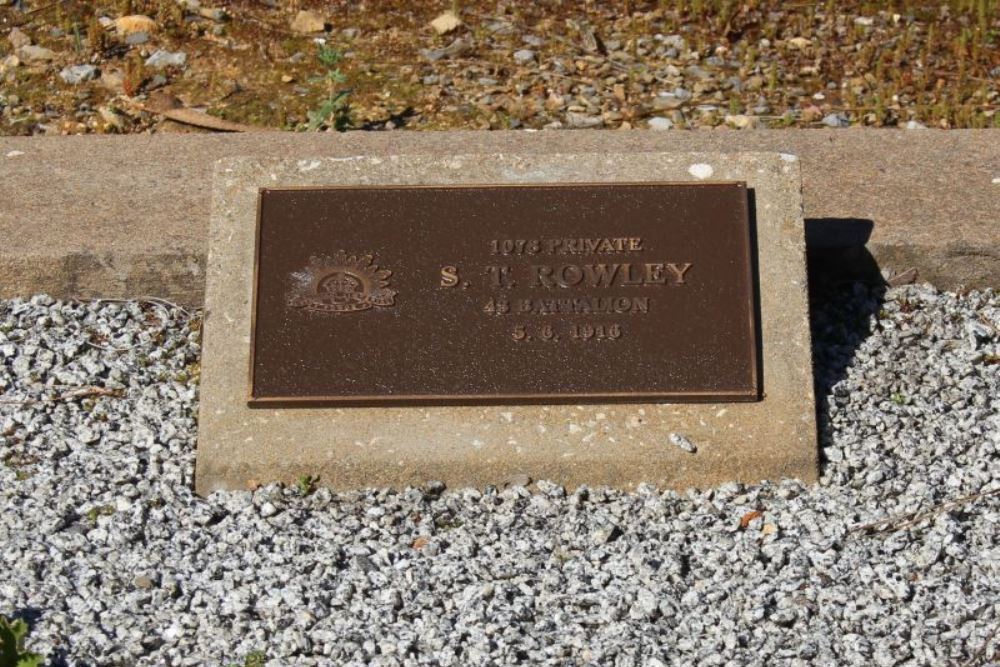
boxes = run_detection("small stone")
[280,74,294,83]
[565,111,603,128]
[144,50,186,69]
[133,575,155,590]
[125,31,149,45]
[429,11,461,35]
[905,120,927,130]
[725,114,754,129]
[100,69,124,92]
[653,92,685,110]
[17,45,55,63]
[591,524,623,545]
[7,27,31,50]
[669,432,697,453]
[197,6,226,21]
[648,117,674,130]
[420,38,470,62]
[787,36,811,50]
[633,588,659,619]
[290,10,326,34]
[822,113,849,128]
[513,49,535,65]
[59,64,99,84]
[259,501,278,517]
[115,14,157,35]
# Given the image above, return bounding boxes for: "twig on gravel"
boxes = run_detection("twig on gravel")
[91,297,192,318]
[84,340,146,353]
[850,488,1000,536]
[0,386,125,406]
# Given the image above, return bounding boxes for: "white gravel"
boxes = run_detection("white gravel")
[1,284,999,666]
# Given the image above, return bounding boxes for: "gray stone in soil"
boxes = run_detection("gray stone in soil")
[513,49,535,64]
[59,64,98,84]
[144,49,186,69]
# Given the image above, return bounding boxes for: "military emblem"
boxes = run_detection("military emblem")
[288,252,397,314]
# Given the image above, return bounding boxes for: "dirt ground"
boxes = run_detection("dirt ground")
[1,0,998,135]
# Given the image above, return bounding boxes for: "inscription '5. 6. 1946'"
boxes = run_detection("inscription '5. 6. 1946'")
[439,237,692,343]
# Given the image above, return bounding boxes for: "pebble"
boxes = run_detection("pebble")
[429,11,461,36]
[59,64,98,84]
[647,116,674,130]
[822,112,850,127]
[7,26,31,49]
[16,44,55,63]
[513,49,535,65]
[669,432,697,453]
[144,50,186,69]
[290,10,326,34]
[565,111,603,128]
[114,14,157,35]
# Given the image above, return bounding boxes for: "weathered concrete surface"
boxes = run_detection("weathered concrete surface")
[197,152,816,494]
[1,130,998,303]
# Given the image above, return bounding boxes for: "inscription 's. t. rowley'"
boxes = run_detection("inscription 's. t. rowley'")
[250,182,760,405]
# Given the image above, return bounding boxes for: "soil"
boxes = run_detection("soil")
[1,0,998,135]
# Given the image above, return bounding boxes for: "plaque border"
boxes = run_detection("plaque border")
[247,181,760,407]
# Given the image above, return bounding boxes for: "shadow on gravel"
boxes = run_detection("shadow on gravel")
[805,218,886,476]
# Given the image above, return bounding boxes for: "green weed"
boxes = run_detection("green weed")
[304,45,352,132]
[0,615,43,667]
[296,474,319,496]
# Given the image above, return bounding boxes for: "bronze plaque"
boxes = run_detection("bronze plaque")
[249,183,760,406]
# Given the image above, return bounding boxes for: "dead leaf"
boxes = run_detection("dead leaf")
[412,536,430,550]
[740,510,764,529]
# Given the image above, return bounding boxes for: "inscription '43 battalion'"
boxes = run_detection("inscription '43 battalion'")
[440,237,693,343]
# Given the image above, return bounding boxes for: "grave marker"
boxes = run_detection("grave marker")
[196,152,817,494]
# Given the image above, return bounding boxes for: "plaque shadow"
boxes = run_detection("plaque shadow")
[806,217,886,475]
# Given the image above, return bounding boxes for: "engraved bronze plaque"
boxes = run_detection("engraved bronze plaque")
[249,183,760,406]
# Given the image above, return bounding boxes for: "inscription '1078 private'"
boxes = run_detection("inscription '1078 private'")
[249,182,760,405]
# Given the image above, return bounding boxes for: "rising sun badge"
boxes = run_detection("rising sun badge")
[288,252,397,314]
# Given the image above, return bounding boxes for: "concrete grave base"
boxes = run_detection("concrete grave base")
[196,152,817,494]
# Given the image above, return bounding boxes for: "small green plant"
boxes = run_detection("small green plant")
[85,504,115,524]
[228,649,266,667]
[296,474,319,496]
[0,615,43,667]
[890,392,907,406]
[305,45,352,132]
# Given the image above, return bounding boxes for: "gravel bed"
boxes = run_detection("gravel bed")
[1,284,998,666]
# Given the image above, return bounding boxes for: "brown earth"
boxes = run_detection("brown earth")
[1,0,998,135]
